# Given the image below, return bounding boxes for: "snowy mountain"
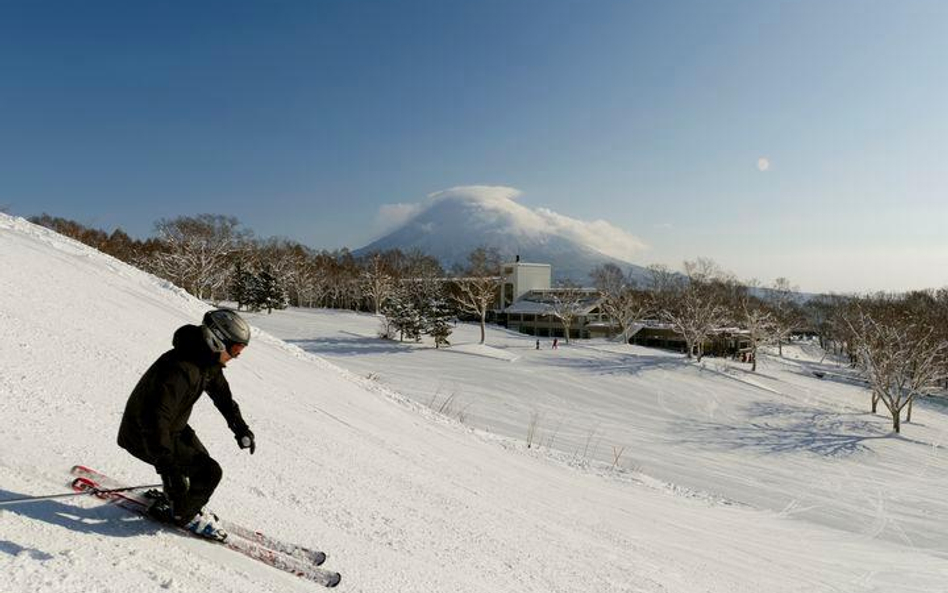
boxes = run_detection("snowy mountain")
[3,211,948,593]
[356,186,652,283]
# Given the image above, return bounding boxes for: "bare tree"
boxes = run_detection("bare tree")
[286,249,321,308]
[590,263,626,306]
[360,253,397,315]
[653,259,731,361]
[770,277,801,356]
[549,281,587,345]
[591,264,652,342]
[451,247,501,344]
[611,289,652,344]
[326,250,360,309]
[850,309,948,433]
[144,215,249,300]
[402,249,444,281]
[824,295,861,366]
[739,285,777,372]
[304,251,341,308]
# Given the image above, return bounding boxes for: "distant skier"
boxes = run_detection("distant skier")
[117,308,256,540]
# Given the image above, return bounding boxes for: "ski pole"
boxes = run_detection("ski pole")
[0,483,161,506]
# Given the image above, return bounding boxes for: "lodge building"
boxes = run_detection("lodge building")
[496,258,752,355]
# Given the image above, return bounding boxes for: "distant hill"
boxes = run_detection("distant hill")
[355,186,650,284]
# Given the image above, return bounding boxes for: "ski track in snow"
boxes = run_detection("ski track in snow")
[3,212,948,593]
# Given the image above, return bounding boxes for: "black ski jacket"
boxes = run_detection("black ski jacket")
[117,324,249,471]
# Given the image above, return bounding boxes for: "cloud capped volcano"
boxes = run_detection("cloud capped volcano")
[356,186,650,283]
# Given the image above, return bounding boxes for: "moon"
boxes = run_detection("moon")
[757,157,770,172]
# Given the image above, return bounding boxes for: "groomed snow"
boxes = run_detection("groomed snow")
[2,212,948,592]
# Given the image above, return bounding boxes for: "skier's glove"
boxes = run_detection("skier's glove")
[235,427,256,454]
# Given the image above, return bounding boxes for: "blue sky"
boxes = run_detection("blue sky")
[1,1,946,292]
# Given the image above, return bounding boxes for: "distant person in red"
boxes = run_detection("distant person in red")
[117,309,255,541]
[552,338,559,349]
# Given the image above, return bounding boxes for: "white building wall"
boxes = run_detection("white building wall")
[514,265,551,297]
[500,262,551,307]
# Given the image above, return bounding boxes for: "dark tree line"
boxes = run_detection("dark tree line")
[28,213,459,316]
[29,214,166,264]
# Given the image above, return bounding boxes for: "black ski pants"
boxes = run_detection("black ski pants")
[126,426,222,522]
[164,428,222,522]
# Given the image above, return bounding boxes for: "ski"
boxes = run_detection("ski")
[0,482,161,506]
[70,465,327,566]
[69,470,340,588]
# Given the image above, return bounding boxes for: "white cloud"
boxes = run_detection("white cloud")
[376,185,648,262]
[428,185,524,204]
[371,186,524,238]
[371,202,425,237]
[535,208,648,262]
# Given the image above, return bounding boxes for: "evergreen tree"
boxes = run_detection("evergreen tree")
[230,260,257,311]
[383,292,423,342]
[253,263,288,314]
[425,296,454,348]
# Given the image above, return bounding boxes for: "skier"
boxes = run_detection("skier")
[117,308,256,540]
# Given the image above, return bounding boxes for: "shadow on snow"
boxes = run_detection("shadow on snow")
[288,334,416,357]
[541,350,688,377]
[672,401,928,458]
[0,488,158,558]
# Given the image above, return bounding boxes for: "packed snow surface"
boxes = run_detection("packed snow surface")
[2,212,948,592]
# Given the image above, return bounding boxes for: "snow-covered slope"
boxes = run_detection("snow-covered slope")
[355,186,651,283]
[2,211,947,593]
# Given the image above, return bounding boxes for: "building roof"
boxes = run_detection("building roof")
[504,300,556,315]
[504,289,603,316]
[502,262,552,269]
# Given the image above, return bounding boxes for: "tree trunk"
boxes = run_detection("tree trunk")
[479,312,486,344]
[751,347,757,372]
[871,392,880,414]
[906,397,914,423]
[892,409,901,433]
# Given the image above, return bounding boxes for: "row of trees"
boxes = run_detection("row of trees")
[380,289,455,348]
[590,258,804,369]
[29,214,499,338]
[589,259,948,433]
[820,291,948,433]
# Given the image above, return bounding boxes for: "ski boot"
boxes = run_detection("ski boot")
[182,509,228,542]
